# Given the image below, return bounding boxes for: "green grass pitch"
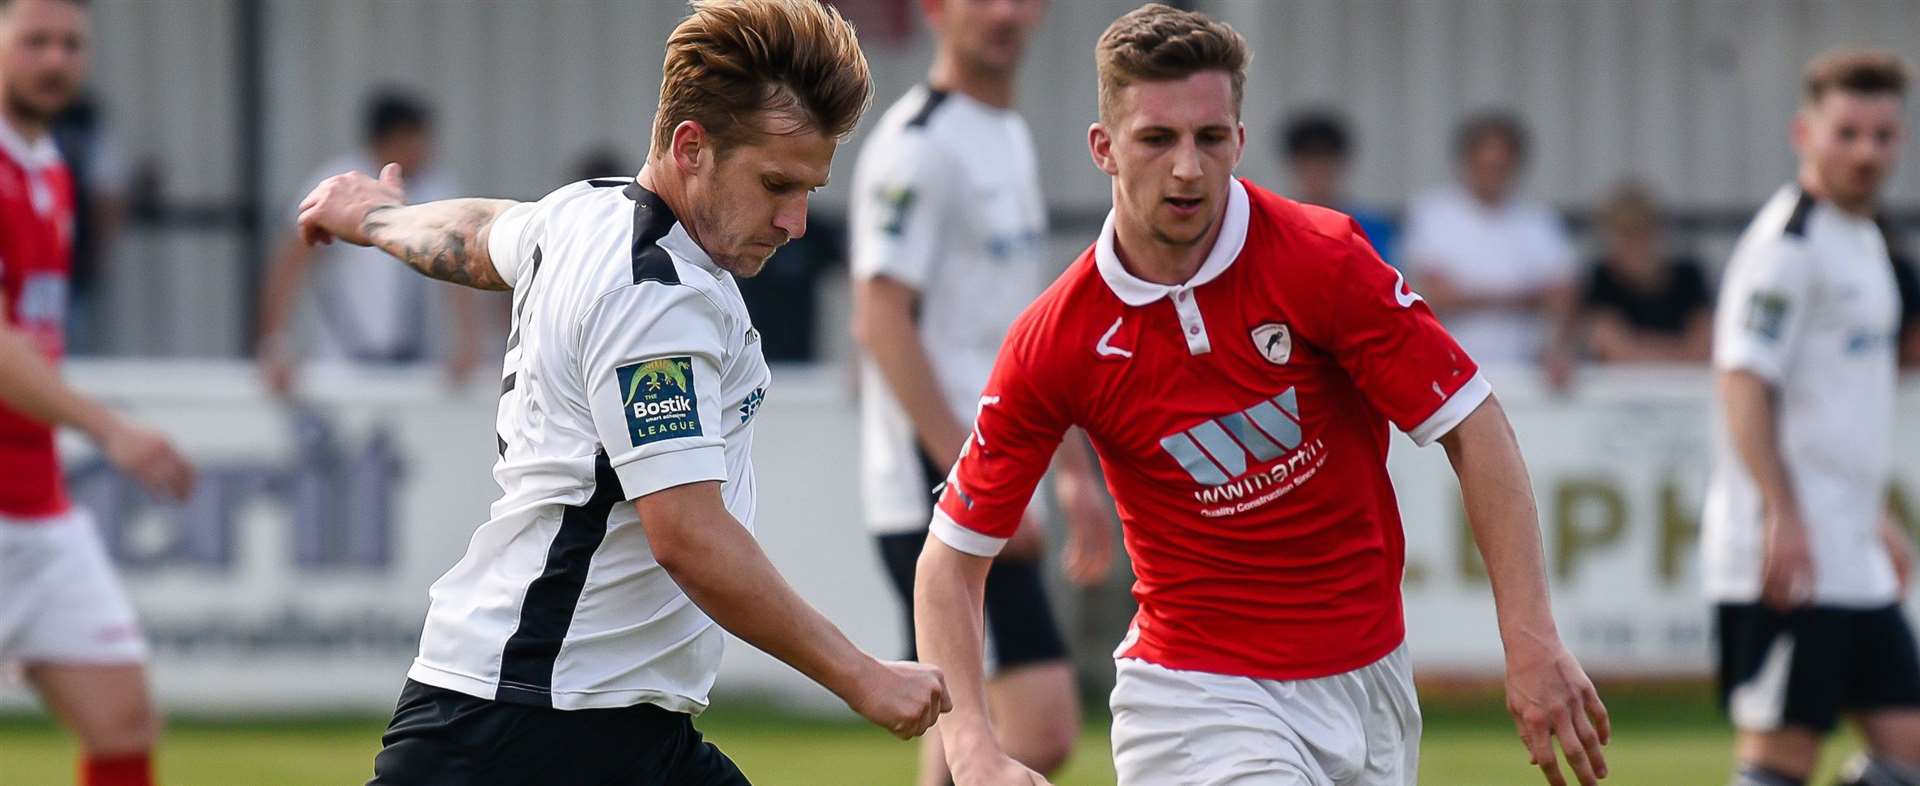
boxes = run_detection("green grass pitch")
[0,688,1865,784]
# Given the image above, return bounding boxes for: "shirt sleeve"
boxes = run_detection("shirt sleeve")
[486,200,542,288]
[1715,238,1816,383]
[578,282,732,500]
[928,325,1073,557]
[1303,225,1491,446]
[850,135,956,290]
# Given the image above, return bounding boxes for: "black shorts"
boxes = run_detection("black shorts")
[368,680,750,786]
[1716,603,1920,733]
[876,530,1069,669]
[874,447,1068,669]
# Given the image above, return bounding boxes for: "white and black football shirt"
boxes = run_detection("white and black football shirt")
[407,178,771,712]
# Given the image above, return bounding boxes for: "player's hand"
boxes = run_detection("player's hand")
[1058,474,1115,587]
[1505,637,1609,786]
[1881,514,1913,596]
[1761,505,1815,610]
[847,659,951,740]
[296,162,407,247]
[100,418,195,502]
[951,754,1052,786]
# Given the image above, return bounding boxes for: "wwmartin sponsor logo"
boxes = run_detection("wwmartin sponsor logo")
[1158,388,1329,515]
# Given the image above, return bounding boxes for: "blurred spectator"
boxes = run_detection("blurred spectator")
[50,94,127,355]
[1279,109,1396,266]
[566,144,632,183]
[1573,182,1712,364]
[1402,112,1576,370]
[255,90,480,395]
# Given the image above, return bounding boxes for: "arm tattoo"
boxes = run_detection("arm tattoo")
[362,199,515,291]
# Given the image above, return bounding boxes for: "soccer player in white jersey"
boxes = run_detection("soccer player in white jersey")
[294,2,951,783]
[850,1,1112,783]
[1706,50,1920,786]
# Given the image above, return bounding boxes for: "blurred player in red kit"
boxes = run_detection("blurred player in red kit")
[0,2,194,785]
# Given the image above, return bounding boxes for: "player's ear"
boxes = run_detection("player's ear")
[1088,122,1118,177]
[671,120,708,174]
[1233,122,1247,169]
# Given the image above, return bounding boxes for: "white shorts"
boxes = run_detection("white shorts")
[1110,644,1421,786]
[0,509,147,665]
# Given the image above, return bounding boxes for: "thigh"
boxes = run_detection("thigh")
[1718,603,1848,733]
[1110,659,1325,786]
[14,512,145,665]
[1355,645,1422,785]
[1844,605,1920,714]
[982,555,1069,670]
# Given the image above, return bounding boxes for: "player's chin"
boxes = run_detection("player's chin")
[723,250,774,279]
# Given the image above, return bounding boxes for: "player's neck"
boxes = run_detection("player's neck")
[927,53,1016,110]
[1111,209,1225,286]
[1797,164,1876,218]
[636,162,699,247]
[0,102,49,143]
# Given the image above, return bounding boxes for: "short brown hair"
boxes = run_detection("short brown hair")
[1803,48,1910,106]
[652,0,872,158]
[1094,3,1250,124]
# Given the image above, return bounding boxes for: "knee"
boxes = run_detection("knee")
[74,696,161,756]
[1019,715,1079,775]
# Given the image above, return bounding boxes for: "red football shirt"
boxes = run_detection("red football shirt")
[933,178,1489,681]
[0,123,75,518]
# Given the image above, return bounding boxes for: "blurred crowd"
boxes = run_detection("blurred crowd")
[52,89,1920,383]
[1279,107,1920,384]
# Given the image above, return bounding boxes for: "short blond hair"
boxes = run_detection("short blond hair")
[1094,3,1250,124]
[652,0,872,158]
[1803,48,1910,106]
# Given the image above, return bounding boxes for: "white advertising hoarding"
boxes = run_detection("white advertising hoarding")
[5,363,1916,712]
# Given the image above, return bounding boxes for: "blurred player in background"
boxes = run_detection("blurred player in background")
[256,90,485,396]
[913,5,1608,785]
[1705,49,1920,786]
[849,0,1111,782]
[1277,109,1397,268]
[295,2,953,783]
[0,1,195,785]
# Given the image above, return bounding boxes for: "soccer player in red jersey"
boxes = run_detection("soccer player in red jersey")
[0,2,193,785]
[913,6,1609,786]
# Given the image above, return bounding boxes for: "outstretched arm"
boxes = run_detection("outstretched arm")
[1440,395,1609,786]
[295,163,516,291]
[638,481,950,740]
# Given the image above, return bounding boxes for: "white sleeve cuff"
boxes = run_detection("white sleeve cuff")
[1714,351,1786,385]
[612,445,729,500]
[1408,371,1493,446]
[929,508,1008,558]
[487,201,537,287]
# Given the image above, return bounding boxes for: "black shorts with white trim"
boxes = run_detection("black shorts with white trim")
[1716,602,1920,733]
[368,679,751,786]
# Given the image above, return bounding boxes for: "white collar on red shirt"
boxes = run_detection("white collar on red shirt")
[0,117,62,171]
[1095,177,1249,307]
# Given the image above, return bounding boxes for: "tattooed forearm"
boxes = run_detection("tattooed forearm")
[361,198,519,291]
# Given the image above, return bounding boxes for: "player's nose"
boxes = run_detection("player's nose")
[774,199,808,240]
